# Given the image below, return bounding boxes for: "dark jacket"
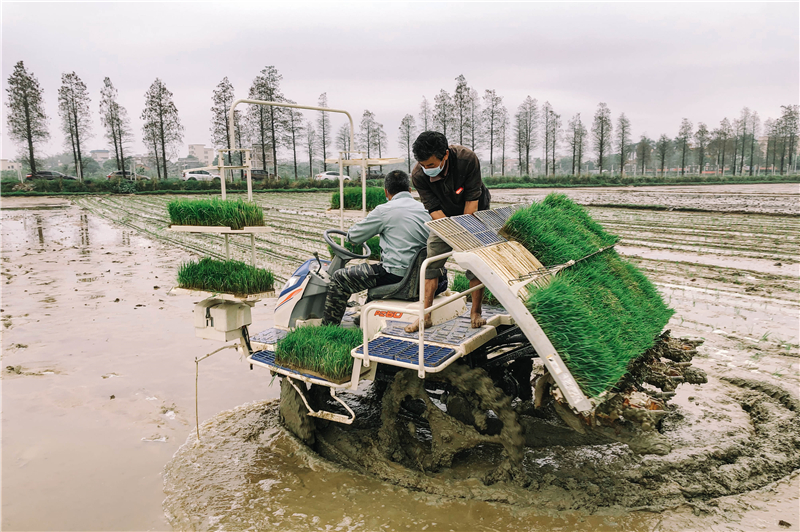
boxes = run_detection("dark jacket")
[411,145,490,217]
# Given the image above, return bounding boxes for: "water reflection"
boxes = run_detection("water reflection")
[35,215,44,247]
[79,213,90,247]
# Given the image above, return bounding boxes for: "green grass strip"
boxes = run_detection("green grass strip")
[275,325,363,381]
[167,198,264,230]
[330,187,387,211]
[503,194,673,397]
[177,258,275,295]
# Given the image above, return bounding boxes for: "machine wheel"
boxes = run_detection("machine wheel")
[279,377,316,445]
[378,363,525,485]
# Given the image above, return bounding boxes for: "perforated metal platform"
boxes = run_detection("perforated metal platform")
[249,350,339,384]
[250,327,289,345]
[473,206,517,232]
[426,215,506,251]
[381,317,487,345]
[355,337,458,368]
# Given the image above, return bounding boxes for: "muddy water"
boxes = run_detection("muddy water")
[1,202,279,530]
[3,185,800,532]
[163,403,658,532]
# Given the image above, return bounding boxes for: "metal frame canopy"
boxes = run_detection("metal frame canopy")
[227,99,359,229]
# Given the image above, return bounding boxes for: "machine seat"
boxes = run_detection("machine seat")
[367,247,427,301]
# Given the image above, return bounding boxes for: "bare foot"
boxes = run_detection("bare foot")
[404,317,433,333]
[470,313,487,328]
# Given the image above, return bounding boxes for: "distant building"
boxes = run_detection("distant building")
[90,149,111,163]
[1,159,22,172]
[187,144,216,167]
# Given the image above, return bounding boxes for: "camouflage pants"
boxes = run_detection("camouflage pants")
[322,263,402,326]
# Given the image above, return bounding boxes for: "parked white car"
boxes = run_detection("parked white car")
[181,169,220,181]
[314,170,350,181]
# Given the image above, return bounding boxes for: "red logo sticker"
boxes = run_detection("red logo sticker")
[456,187,463,194]
[374,310,404,318]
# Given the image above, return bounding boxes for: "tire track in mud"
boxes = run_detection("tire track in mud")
[163,376,800,524]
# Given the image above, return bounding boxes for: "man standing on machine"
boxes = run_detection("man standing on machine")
[321,170,430,326]
[405,131,491,333]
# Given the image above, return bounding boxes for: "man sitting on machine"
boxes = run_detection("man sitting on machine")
[321,170,431,326]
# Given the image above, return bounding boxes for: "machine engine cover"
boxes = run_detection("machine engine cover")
[193,299,252,341]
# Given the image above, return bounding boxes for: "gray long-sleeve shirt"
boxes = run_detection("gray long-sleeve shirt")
[346,191,431,277]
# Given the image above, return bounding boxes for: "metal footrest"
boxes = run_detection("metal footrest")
[355,336,458,368]
[249,350,341,385]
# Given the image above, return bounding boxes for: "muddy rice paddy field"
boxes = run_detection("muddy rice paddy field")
[2,183,798,531]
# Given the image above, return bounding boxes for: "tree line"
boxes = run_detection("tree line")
[405,75,798,177]
[6,61,799,181]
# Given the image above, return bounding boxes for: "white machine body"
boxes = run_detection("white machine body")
[194,299,252,341]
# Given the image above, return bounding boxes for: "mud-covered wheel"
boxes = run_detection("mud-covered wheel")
[279,377,315,445]
[378,363,525,485]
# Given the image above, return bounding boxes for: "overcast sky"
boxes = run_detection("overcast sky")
[2,2,798,164]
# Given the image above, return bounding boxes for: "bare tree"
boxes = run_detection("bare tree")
[542,102,552,176]
[694,123,710,175]
[358,110,377,158]
[210,76,244,178]
[616,113,631,176]
[375,119,388,174]
[467,88,481,152]
[655,134,671,176]
[5,61,49,175]
[452,75,470,145]
[567,113,587,175]
[737,107,751,175]
[731,118,741,176]
[591,103,612,173]
[542,102,560,176]
[499,107,509,176]
[317,93,331,171]
[497,107,508,175]
[779,104,799,174]
[418,96,432,131]
[398,114,416,172]
[636,135,653,175]
[284,103,305,178]
[336,123,352,177]
[247,66,285,177]
[99,77,131,173]
[515,96,538,175]
[58,72,92,179]
[142,120,161,179]
[676,118,693,176]
[141,78,183,180]
[305,120,317,178]
[481,89,504,175]
[747,112,760,176]
[432,89,453,137]
[718,118,732,175]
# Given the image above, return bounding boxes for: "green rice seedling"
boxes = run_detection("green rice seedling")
[504,194,673,397]
[275,326,363,381]
[167,197,264,230]
[328,235,381,261]
[330,187,387,211]
[451,273,499,306]
[177,258,275,295]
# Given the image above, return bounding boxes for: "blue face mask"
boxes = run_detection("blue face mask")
[422,159,444,177]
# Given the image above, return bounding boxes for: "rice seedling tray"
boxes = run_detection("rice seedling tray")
[167,225,274,234]
[175,258,276,298]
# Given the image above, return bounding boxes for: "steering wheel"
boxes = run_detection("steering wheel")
[323,229,372,260]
